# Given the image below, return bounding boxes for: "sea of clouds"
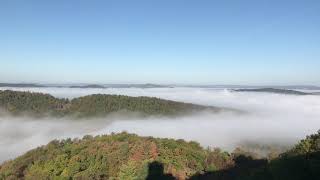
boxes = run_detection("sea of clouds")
[1,87,320,163]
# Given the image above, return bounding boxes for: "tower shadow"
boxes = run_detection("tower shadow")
[146,161,176,180]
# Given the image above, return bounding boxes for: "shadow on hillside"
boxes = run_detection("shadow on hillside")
[146,152,320,180]
[189,152,320,180]
[146,161,176,180]
[145,156,268,180]
[189,155,269,180]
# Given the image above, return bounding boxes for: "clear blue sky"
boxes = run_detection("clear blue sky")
[1,0,319,85]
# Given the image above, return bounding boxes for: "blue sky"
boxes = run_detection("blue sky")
[1,0,319,85]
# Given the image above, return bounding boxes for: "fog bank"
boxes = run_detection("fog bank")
[1,87,320,163]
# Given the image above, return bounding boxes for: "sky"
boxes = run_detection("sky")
[0,0,319,85]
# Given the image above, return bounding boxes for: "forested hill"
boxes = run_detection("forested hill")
[0,90,223,118]
[234,88,312,95]
[0,132,233,180]
[1,131,320,180]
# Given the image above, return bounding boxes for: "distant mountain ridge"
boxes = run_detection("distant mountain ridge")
[69,84,106,88]
[0,83,172,89]
[69,84,170,89]
[0,83,45,88]
[1,83,319,90]
[234,88,315,95]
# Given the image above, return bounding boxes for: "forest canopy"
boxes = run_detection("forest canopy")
[1,131,320,180]
[0,90,224,118]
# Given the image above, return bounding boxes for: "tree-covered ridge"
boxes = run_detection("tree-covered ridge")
[1,131,320,180]
[0,90,68,116]
[68,94,218,117]
[0,132,233,180]
[0,83,45,88]
[0,90,222,118]
[234,88,311,95]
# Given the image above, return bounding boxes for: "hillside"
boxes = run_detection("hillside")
[1,131,320,180]
[192,130,320,180]
[0,83,44,88]
[234,88,311,95]
[0,132,233,180]
[69,84,106,89]
[0,90,223,118]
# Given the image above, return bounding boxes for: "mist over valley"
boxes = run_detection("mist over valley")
[1,87,320,164]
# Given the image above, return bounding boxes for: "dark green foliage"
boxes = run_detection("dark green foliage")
[0,90,68,117]
[68,94,216,117]
[265,130,320,180]
[287,130,320,155]
[190,131,320,180]
[0,90,221,118]
[0,132,232,180]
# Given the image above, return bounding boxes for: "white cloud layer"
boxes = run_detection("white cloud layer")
[1,87,320,163]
